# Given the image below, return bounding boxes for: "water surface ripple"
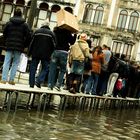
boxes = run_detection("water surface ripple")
[0,109,140,140]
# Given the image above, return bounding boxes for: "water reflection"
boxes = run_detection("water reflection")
[0,109,140,140]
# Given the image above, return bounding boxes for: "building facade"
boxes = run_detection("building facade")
[0,0,75,29]
[77,0,140,61]
[0,0,140,61]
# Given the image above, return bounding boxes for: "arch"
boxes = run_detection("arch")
[83,4,93,23]
[128,11,139,32]
[64,7,73,14]
[3,0,14,3]
[117,10,128,30]
[93,6,104,25]
[51,5,61,12]
[49,5,61,30]
[36,2,49,28]
[39,2,49,10]
[16,0,25,5]
[2,0,14,22]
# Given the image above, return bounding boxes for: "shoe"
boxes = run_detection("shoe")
[91,92,97,95]
[104,94,111,97]
[81,87,85,93]
[8,81,15,85]
[47,87,53,90]
[35,81,41,88]
[30,85,34,88]
[0,80,6,84]
[63,86,68,90]
[55,86,61,91]
[69,87,76,94]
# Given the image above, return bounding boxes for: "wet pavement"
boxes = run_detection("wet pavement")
[0,108,140,140]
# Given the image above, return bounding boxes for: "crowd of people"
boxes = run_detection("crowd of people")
[0,8,140,99]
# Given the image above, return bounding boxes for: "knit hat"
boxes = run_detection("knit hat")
[80,33,88,41]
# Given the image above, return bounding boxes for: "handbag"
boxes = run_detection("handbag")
[78,42,92,70]
[17,53,28,73]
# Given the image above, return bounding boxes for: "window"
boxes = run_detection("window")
[90,36,100,47]
[112,41,133,58]
[112,41,122,54]
[117,10,128,30]
[122,44,133,58]
[93,6,103,25]
[49,5,60,30]
[2,4,13,22]
[128,11,139,32]
[25,1,31,21]
[37,3,49,28]
[83,4,93,23]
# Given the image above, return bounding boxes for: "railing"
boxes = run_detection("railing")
[0,84,139,112]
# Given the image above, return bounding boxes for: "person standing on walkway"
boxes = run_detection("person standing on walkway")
[0,8,31,85]
[47,27,77,91]
[97,44,111,95]
[68,33,90,93]
[28,20,56,88]
[85,46,105,95]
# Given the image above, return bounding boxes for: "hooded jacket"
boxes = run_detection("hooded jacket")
[3,16,31,52]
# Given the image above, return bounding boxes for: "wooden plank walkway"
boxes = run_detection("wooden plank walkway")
[0,83,139,112]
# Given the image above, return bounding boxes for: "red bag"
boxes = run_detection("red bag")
[115,78,123,90]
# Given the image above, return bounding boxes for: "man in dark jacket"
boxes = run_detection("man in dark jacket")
[47,27,77,91]
[0,8,31,85]
[28,20,56,88]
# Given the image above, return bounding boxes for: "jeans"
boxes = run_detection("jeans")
[81,74,90,93]
[48,50,68,88]
[2,50,21,81]
[29,58,49,87]
[85,72,99,95]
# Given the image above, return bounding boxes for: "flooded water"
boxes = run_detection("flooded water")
[0,108,140,140]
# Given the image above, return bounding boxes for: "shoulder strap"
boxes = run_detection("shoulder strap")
[78,42,86,58]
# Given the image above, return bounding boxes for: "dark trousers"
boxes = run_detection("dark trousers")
[69,73,82,93]
[29,58,49,87]
[97,70,109,95]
